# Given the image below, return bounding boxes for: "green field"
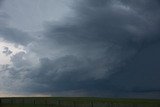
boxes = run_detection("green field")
[0,97,160,107]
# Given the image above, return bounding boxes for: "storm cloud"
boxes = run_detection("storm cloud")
[0,0,160,98]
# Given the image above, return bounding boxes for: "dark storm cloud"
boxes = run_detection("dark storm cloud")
[21,55,109,92]
[110,42,160,92]
[1,0,160,98]
[44,0,160,61]
[40,0,160,97]
[15,0,160,97]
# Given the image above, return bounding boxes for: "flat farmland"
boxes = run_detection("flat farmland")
[0,97,160,107]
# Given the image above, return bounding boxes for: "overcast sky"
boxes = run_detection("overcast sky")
[0,0,160,98]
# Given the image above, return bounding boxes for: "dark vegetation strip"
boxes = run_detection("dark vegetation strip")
[0,97,160,107]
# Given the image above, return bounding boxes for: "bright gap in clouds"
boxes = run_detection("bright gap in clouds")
[0,38,25,64]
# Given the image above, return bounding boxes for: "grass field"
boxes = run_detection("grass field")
[0,97,160,107]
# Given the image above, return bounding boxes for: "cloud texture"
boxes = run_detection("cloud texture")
[0,0,160,98]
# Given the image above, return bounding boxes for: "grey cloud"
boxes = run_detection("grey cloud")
[0,27,33,45]
[31,0,160,97]
[2,46,12,56]
[10,51,26,67]
[0,54,116,94]
[0,2,33,45]
[110,42,160,92]
[10,51,35,68]
[42,0,160,82]
[0,0,3,6]
[1,0,160,98]
[43,0,160,66]
[23,55,109,92]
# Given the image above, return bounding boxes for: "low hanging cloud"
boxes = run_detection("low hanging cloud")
[0,0,160,98]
